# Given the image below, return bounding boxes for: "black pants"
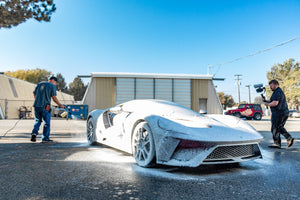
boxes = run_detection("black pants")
[271,112,292,145]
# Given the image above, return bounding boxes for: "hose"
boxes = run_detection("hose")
[0,119,22,139]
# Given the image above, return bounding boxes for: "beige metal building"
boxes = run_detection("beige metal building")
[0,74,74,119]
[82,72,223,114]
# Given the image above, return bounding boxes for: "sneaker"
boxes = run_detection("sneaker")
[31,134,36,142]
[287,138,294,148]
[268,143,281,149]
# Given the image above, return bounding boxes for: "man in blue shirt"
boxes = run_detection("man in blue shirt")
[264,79,294,148]
[31,76,66,143]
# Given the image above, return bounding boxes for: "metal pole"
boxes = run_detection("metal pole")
[234,74,242,104]
[245,85,251,103]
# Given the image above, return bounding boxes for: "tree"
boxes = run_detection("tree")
[266,58,300,109]
[5,68,52,84]
[68,77,87,101]
[0,0,56,29]
[56,73,68,93]
[254,96,263,104]
[218,92,236,110]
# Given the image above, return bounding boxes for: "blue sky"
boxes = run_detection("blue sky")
[0,0,300,103]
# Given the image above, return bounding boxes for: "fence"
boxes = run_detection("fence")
[0,99,74,119]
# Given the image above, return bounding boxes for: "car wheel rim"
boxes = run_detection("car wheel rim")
[87,120,94,143]
[255,114,261,120]
[132,122,155,166]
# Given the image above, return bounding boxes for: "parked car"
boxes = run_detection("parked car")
[225,104,263,120]
[291,111,300,118]
[87,99,263,168]
[289,109,298,117]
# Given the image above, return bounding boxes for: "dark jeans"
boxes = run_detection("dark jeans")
[271,112,292,145]
[32,107,51,141]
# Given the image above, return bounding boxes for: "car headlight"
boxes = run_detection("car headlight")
[157,118,188,135]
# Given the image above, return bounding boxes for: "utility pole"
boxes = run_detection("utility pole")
[234,74,242,104]
[245,85,251,103]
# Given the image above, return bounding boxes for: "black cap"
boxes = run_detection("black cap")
[49,76,58,82]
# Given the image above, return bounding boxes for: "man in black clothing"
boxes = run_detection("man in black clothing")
[263,79,294,148]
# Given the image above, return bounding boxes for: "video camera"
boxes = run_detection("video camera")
[254,84,265,94]
[254,83,267,102]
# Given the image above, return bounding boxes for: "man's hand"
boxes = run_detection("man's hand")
[52,96,66,109]
[265,101,279,108]
[59,104,66,109]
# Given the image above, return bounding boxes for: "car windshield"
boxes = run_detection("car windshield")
[238,104,246,109]
[121,100,201,118]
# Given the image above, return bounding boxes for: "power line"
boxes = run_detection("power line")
[210,35,300,76]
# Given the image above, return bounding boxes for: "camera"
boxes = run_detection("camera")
[254,84,267,105]
[253,84,265,94]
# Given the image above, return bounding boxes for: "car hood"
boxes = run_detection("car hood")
[150,114,263,143]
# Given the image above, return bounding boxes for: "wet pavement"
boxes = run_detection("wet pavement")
[0,117,299,200]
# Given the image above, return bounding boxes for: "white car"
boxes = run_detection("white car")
[87,100,263,167]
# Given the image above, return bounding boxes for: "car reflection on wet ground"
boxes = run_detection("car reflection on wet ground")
[0,117,299,200]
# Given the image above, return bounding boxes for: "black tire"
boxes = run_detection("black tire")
[131,121,156,167]
[87,117,97,145]
[253,113,262,120]
[233,112,241,118]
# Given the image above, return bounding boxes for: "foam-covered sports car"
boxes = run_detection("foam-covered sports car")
[87,100,263,167]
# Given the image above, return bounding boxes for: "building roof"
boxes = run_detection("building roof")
[91,72,214,80]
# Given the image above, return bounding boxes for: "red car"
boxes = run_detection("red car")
[225,104,263,120]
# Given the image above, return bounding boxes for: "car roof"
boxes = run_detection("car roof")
[119,99,200,117]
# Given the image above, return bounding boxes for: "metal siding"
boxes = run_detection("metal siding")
[173,79,191,108]
[136,78,154,99]
[116,78,135,104]
[155,79,172,101]
[207,80,223,114]
[96,77,116,109]
[191,79,208,112]
[83,78,97,112]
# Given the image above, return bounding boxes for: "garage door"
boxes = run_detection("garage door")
[173,79,191,108]
[116,78,191,108]
[116,78,135,104]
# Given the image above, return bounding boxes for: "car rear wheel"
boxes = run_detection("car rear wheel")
[87,117,97,145]
[132,121,156,167]
[253,113,262,120]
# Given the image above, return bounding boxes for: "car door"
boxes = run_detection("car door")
[98,107,130,150]
[241,105,253,116]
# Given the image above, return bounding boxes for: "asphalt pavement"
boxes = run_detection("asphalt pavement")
[0,117,299,200]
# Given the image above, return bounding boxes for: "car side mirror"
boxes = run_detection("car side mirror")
[199,109,207,114]
[110,106,122,114]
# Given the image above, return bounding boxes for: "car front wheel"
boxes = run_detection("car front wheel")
[132,121,156,167]
[87,117,97,145]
